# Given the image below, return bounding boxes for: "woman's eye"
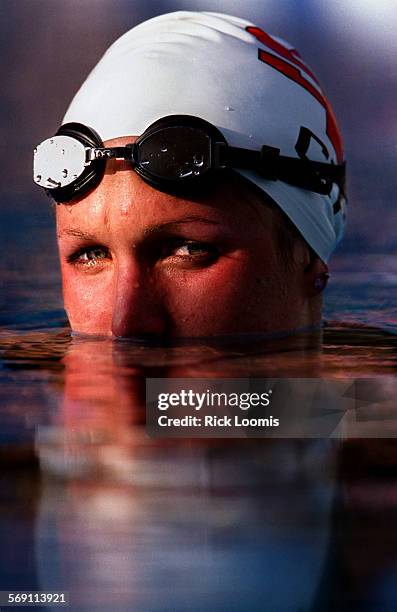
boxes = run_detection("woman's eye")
[168,241,219,264]
[67,246,111,268]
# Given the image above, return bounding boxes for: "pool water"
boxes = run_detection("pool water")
[0,201,397,611]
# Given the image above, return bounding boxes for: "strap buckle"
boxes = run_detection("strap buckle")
[259,145,280,180]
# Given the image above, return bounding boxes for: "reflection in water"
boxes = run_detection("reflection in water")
[35,442,335,611]
[58,340,334,611]
[0,326,396,609]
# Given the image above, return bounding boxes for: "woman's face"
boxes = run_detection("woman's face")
[56,137,315,339]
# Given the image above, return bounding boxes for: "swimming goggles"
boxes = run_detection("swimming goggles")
[33,114,346,203]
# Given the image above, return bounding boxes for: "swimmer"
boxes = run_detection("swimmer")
[33,11,347,339]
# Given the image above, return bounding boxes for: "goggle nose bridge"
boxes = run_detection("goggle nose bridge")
[85,143,137,165]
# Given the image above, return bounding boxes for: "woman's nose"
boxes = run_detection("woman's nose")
[111,261,167,338]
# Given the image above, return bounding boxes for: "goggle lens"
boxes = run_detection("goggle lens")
[34,135,87,189]
[137,126,211,181]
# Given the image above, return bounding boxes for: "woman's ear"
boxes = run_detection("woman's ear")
[304,257,329,297]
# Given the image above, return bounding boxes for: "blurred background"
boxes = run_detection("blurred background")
[0,0,396,328]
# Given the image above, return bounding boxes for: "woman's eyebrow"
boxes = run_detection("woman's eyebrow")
[143,216,221,235]
[57,228,97,240]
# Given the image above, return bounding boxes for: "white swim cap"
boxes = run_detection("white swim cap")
[63,11,347,262]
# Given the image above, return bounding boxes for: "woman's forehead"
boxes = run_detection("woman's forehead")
[103,136,138,147]
[55,168,275,240]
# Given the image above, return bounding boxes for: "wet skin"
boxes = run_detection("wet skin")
[56,137,327,339]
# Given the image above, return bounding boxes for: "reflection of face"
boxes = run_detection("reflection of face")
[56,137,313,338]
[36,334,334,611]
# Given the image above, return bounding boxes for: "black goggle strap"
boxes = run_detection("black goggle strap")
[217,143,346,196]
